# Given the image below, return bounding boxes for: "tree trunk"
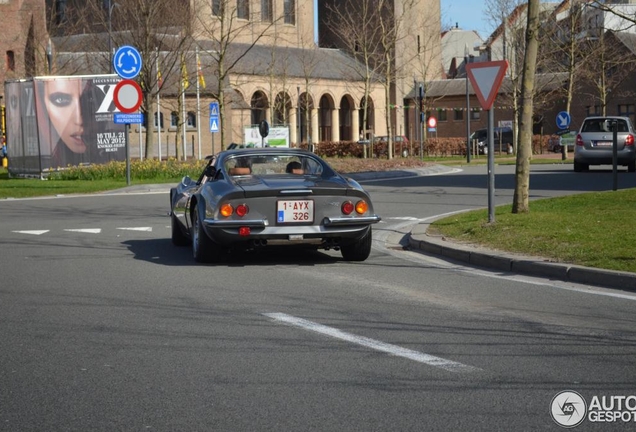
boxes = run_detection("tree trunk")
[143,98,155,159]
[512,0,540,214]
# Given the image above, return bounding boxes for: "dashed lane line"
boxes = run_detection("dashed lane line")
[263,312,480,373]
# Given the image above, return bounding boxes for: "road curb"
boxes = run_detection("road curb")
[408,227,636,292]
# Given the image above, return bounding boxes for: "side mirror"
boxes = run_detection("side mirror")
[204,166,216,178]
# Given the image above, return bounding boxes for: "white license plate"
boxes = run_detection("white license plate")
[277,200,314,223]
[595,141,612,147]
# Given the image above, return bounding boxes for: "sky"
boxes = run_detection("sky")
[440,0,492,39]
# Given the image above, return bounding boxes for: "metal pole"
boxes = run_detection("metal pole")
[156,49,162,161]
[196,47,202,160]
[613,121,618,191]
[108,0,113,73]
[487,109,495,223]
[297,86,301,146]
[419,84,424,161]
[125,123,131,185]
[413,78,419,155]
[138,117,142,160]
[465,65,471,163]
[182,89,187,161]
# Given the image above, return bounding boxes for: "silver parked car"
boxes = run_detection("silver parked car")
[574,116,636,172]
[170,148,381,263]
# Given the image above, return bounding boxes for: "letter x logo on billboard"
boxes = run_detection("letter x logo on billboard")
[466,60,509,111]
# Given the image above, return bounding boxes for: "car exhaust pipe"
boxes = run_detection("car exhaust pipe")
[322,238,340,250]
[252,239,268,247]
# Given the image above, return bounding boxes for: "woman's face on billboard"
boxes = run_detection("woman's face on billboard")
[44,79,86,153]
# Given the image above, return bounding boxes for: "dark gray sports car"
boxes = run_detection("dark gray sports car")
[170,148,381,263]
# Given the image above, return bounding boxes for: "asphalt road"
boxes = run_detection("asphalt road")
[1,163,635,431]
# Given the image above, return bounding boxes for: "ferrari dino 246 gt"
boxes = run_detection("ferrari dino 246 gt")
[170,148,381,263]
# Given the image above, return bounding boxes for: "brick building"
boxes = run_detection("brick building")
[0,0,50,136]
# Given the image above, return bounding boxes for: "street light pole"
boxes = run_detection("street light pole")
[107,0,114,73]
[46,38,53,74]
[465,46,471,163]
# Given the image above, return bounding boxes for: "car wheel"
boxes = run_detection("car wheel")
[628,161,636,173]
[192,209,222,263]
[482,146,488,156]
[340,227,372,262]
[573,161,584,172]
[171,211,190,246]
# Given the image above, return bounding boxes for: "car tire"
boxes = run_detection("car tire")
[192,208,222,263]
[341,227,372,262]
[573,161,585,172]
[171,211,190,246]
[628,161,636,173]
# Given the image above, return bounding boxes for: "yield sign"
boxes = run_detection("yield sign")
[466,60,509,111]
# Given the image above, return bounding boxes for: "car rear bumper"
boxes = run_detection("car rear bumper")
[574,146,636,165]
[203,216,380,246]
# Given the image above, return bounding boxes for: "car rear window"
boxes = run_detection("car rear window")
[582,119,629,133]
[225,154,325,176]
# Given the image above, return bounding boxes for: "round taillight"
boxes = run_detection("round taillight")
[355,200,368,214]
[220,204,233,217]
[236,204,249,217]
[238,227,251,236]
[341,201,354,215]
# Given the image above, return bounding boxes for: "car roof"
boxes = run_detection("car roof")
[583,116,630,121]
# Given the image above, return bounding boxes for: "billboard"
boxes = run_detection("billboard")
[4,75,126,176]
[244,126,289,147]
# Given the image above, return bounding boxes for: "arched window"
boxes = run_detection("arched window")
[6,51,15,71]
[171,111,179,128]
[187,111,196,128]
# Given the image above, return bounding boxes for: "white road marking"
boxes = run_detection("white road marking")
[263,312,479,373]
[63,229,102,234]
[11,230,49,235]
[117,227,153,232]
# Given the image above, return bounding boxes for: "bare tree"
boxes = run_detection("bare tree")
[323,0,383,144]
[512,0,540,214]
[296,36,321,149]
[72,0,197,159]
[193,0,278,150]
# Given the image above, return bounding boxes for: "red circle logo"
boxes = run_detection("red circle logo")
[113,79,143,113]
[427,116,437,128]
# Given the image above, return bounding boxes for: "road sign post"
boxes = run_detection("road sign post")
[209,101,220,153]
[466,60,509,224]
[557,111,571,161]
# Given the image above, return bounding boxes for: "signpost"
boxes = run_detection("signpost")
[113,45,143,185]
[556,111,571,161]
[113,80,143,114]
[427,116,437,132]
[466,60,509,224]
[209,101,219,154]
[113,45,142,80]
[556,111,571,131]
